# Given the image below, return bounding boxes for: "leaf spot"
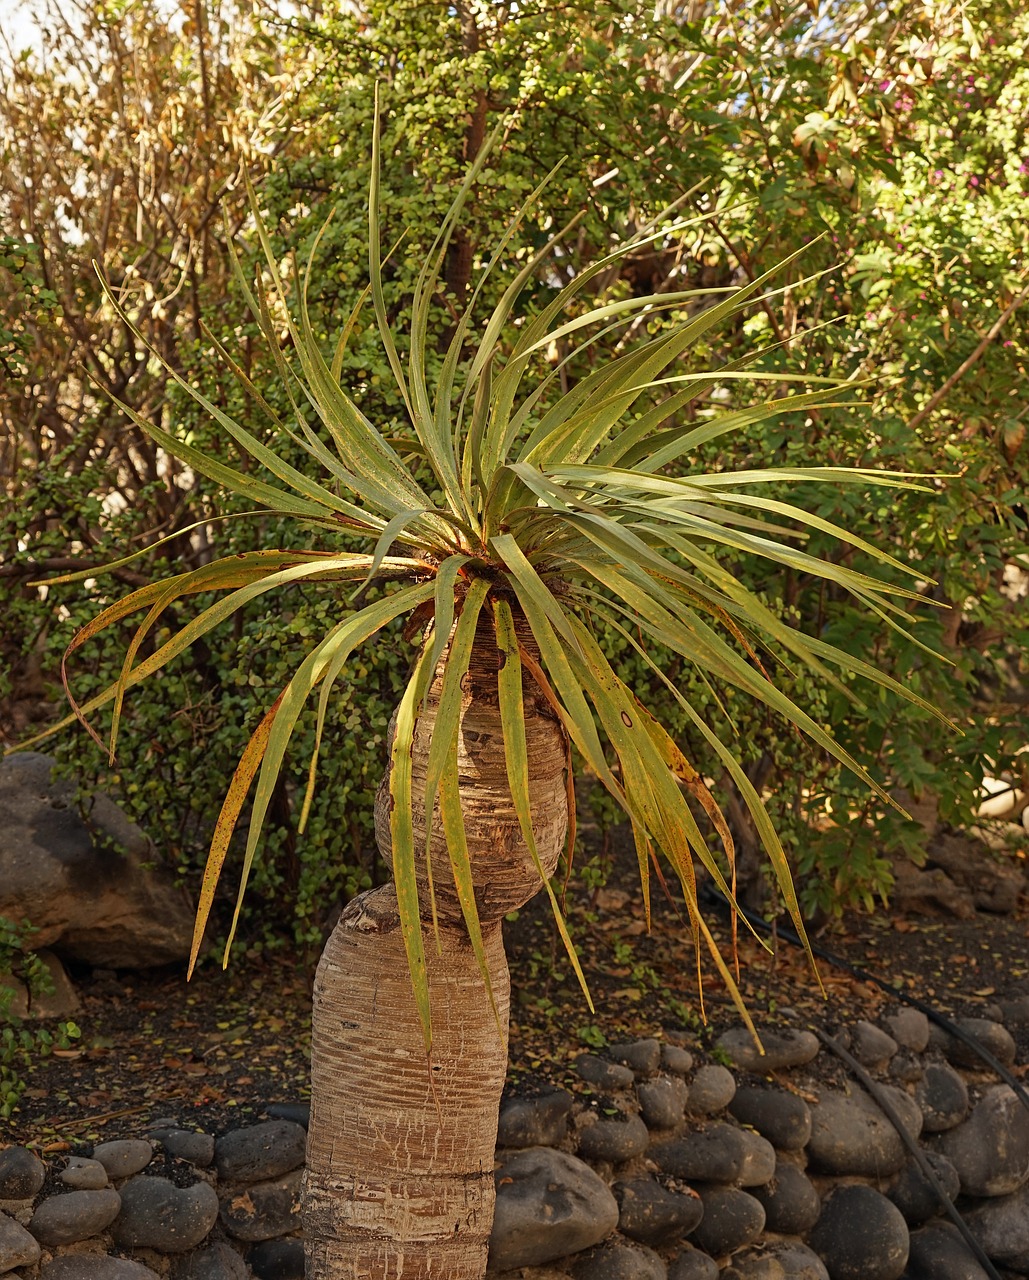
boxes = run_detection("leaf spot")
[621,711,633,727]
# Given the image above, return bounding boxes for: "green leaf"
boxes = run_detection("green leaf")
[493,597,592,1011]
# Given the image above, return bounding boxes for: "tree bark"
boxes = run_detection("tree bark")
[304,885,510,1279]
[304,609,569,1277]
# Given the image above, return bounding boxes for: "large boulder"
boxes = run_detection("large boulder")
[0,753,194,967]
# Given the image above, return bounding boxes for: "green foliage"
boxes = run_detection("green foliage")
[0,917,81,1120]
[3,0,1027,952]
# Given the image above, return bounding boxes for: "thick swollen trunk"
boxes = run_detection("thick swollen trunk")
[303,613,568,1279]
[304,886,510,1279]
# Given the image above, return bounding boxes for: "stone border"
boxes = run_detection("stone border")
[2,1000,1028,1279]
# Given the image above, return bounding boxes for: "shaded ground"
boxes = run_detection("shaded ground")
[6,827,1029,1148]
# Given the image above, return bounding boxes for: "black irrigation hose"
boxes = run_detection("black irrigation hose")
[698,885,1029,1118]
[812,1027,1003,1280]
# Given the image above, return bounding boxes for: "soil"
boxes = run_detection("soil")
[5,825,1029,1150]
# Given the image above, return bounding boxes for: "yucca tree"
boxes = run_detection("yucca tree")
[29,117,944,1279]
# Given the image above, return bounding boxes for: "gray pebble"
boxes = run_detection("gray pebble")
[113,1175,220,1251]
[59,1157,108,1190]
[173,1241,249,1280]
[638,1077,687,1130]
[737,1128,776,1187]
[752,1164,820,1235]
[916,1062,969,1132]
[764,1241,830,1280]
[41,1259,162,1280]
[661,1044,695,1076]
[149,1129,216,1167]
[614,1177,704,1246]
[576,1053,635,1090]
[883,1008,929,1052]
[248,1238,305,1280]
[851,1020,898,1068]
[720,1251,786,1280]
[730,1085,812,1152]
[608,1038,662,1077]
[667,1245,719,1280]
[490,1146,618,1270]
[219,1169,302,1242]
[214,1120,307,1183]
[716,1026,820,1072]
[688,1064,736,1115]
[0,1149,45,1201]
[264,1102,311,1129]
[28,1188,121,1246]
[808,1184,910,1280]
[906,1220,992,1279]
[888,1151,961,1226]
[578,1113,649,1164]
[0,1211,40,1271]
[691,1186,765,1255]
[91,1139,154,1180]
[651,1122,745,1183]
[497,1088,575,1148]
[964,1182,1029,1270]
[944,1017,1017,1069]
[993,995,1029,1026]
[888,1049,925,1084]
[807,1088,910,1177]
[571,1240,667,1280]
[930,1084,1029,1197]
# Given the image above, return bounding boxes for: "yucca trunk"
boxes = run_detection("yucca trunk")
[303,613,568,1279]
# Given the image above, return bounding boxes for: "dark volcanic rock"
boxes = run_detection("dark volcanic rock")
[807,1088,911,1177]
[906,1221,991,1280]
[0,1147,46,1200]
[888,1151,961,1226]
[716,1026,819,1072]
[570,1240,667,1280]
[614,1177,704,1245]
[730,1086,812,1152]
[690,1187,765,1256]
[489,1146,619,1271]
[930,1085,1029,1197]
[113,1175,220,1251]
[964,1182,1029,1269]
[0,1211,41,1271]
[638,1077,688,1130]
[576,1053,635,1090]
[808,1185,909,1280]
[578,1113,649,1164]
[687,1065,736,1115]
[943,1017,1017,1069]
[752,1164,821,1235]
[248,1238,305,1280]
[497,1088,575,1148]
[651,1122,745,1183]
[915,1062,969,1132]
[667,1246,719,1280]
[92,1138,154,1180]
[28,1188,121,1246]
[608,1038,662,1077]
[0,752,194,966]
[219,1170,302,1242]
[214,1120,307,1183]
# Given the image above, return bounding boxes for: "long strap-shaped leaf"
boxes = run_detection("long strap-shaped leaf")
[48,556,418,749]
[389,641,438,1053]
[419,578,499,1025]
[598,606,822,988]
[226,581,437,964]
[493,598,593,1011]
